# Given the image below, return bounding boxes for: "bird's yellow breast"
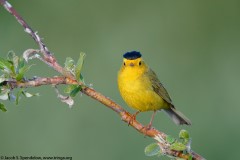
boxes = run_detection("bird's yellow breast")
[118,61,169,112]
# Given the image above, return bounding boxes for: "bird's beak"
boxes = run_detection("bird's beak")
[129,63,134,67]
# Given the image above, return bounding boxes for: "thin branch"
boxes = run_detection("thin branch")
[0,0,74,79]
[0,1,205,160]
[0,0,50,57]
[6,77,70,88]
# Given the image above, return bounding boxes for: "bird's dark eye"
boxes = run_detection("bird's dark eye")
[123,62,126,66]
[139,61,142,66]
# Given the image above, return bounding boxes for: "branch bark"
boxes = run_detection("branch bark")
[0,1,205,159]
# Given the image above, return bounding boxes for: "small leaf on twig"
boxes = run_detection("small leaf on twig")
[16,64,32,81]
[59,95,74,108]
[65,84,82,97]
[170,142,186,151]
[144,143,161,157]
[188,154,193,160]
[64,84,77,94]
[16,89,23,105]
[7,51,19,70]
[0,103,7,112]
[75,52,85,82]
[54,86,74,108]
[179,129,190,145]
[70,86,81,97]
[0,89,10,100]
[17,57,25,71]
[166,135,176,144]
[23,49,40,62]
[80,73,84,83]
[64,57,75,73]
[179,129,189,140]
[0,57,14,75]
[22,91,39,98]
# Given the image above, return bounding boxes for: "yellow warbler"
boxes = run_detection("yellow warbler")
[118,51,191,128]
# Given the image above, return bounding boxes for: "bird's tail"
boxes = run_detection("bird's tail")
[164,107,191,125]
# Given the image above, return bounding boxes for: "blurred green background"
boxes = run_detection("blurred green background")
[1,0,240,159]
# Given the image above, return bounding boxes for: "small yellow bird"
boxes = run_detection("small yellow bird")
[118,51,191,128]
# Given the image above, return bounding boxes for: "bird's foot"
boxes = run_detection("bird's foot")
[144,123,153,130]
[128,114,136,126]
[140,123,154,136]
[128,110,140,126]
[141,110,156,134]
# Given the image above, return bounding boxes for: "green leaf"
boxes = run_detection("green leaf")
[64,84,78,94]
[166,135,176,144]
[0,57,10,69]
[144,143,161,157]
[64,57,75,72]
[75,52,85,82]
[0,89,10,100]
[188,155,193,160]
[7,51,16,61]
[179,129,190,145]
[0,57,14,74]
[18,57,25,71]
[0,103,7,112]
[23,49,40,62]
[22,91,39,98]
[16,65,32,81]
[170,142,186,151]
[7,51,19,70]
[16,89,24,105]
[70,86,81,97]
[179,129,190,139]
[80,73,84,83]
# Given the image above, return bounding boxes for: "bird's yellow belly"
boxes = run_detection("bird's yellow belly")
[119,78,169,112]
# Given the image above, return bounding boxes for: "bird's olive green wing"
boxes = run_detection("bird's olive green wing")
[146,68,173,105]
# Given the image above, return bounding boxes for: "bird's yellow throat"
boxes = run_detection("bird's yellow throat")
[119,57,147,81]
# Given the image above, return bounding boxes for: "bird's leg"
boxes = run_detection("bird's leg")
[128,110,141,126]
[145,110,157,130]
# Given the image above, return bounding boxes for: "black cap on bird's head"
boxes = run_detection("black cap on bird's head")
[123,51,142,60]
